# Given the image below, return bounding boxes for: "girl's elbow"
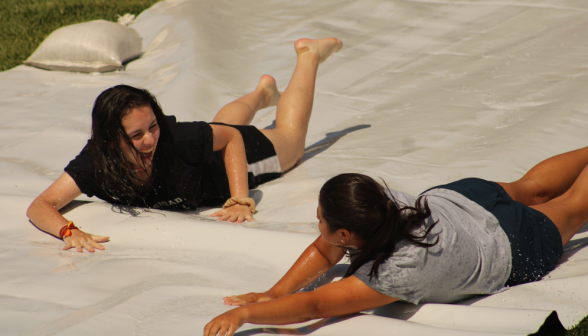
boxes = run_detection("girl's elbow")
[26,199,38,220]
[307,292,347,320]
[301,293,322,320]
[26,196,52,220]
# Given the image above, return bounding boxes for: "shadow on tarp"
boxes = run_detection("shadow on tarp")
[233,311,565,336]
[62,199,171,218]
[300,264,349,292]
[560,236,588,263]
[371,301,422,320]
[59,200,92,214]
[300,124,371,163]
[561,222,588,260]
[575,222,588,235]
[235,314,361,336]
[234,305,564,336]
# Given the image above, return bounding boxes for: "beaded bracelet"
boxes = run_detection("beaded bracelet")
[59,221,79,238]
[222,197,257,214]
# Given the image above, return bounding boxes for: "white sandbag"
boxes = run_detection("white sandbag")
[24,19,142,73]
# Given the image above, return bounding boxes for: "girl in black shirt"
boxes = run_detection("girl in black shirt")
[26,38,343,252]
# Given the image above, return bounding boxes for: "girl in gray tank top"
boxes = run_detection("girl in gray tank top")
[205,146,588,336]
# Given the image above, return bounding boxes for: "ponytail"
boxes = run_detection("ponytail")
[319,173,438,279]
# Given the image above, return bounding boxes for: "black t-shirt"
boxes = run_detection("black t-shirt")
[64,116,231,210]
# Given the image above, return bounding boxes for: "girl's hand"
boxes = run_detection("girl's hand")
[223,292,276,306]
[204,308,246,336]
[62,229,109,253]
[211,204,253,223]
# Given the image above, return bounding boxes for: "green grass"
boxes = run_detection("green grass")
[0,0,160,72]
[1,1,588,335]
[564,317,588,336]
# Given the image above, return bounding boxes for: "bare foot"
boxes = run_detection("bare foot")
[257,74,281,109]
[294,38,343,64]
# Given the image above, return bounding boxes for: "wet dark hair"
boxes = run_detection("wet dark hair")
[319,173,438,279]
[88,85,175,203]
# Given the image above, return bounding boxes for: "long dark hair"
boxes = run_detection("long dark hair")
[319,173,438,279]
[88,85,175,203]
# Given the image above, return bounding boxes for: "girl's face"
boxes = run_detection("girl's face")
[317,206,341,247]
[317,205,365,249]
[119,105,160,172]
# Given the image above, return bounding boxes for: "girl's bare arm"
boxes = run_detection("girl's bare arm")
[26,172,109,252]
[224,235,346,306]
[209,124,252,223]
[204,275,397,336]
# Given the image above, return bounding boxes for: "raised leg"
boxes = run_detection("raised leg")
[530,163,588,245]
[212,75,280,126]
[498,146,588,206]
[261,38,343,172]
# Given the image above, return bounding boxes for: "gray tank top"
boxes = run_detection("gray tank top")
[354,188,511,304]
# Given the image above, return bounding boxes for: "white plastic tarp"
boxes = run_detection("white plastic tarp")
[2,0,588,335]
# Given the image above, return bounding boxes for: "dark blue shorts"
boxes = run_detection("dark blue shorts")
[429,178,563,286]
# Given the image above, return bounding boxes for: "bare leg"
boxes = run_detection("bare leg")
[212,75,281,125]
[531,163,588,245]
[261,38,343,171]
[498,146,588,206]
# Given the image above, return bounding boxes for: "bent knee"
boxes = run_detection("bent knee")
[502,178,549,206]
[278,149,304,172]
[533,194,588,244]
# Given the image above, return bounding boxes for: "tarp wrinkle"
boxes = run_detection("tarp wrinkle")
[2,0,588,334]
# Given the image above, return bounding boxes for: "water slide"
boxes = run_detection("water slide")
[2,0,588,334]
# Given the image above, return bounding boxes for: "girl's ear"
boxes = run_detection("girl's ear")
[338,229,364,249]
[338,229,352,243]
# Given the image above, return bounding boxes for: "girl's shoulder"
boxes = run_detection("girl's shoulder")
[64,141,106,199]
[385,188,418,208]
[165,115,212,143]
[65,141,93,175]
[164,115,215,166]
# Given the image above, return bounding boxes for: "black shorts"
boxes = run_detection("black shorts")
[429,178,563,286]
[210,122,282,189]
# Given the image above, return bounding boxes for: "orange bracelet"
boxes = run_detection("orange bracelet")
[59,221,79,238]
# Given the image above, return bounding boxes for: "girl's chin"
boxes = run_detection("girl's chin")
[130,159,153,171]
[136,150,155,166]
[140,159,153,168]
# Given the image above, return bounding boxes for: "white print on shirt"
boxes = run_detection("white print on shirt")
[153,198,184,209]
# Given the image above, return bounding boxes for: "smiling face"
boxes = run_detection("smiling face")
[119,105,160,172]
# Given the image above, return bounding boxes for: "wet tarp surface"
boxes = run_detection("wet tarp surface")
[2,0,588,334]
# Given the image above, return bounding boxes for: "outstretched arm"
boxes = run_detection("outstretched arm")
[26,172,109,252]
[224,235,346,306]
[204,275,397,336]
[209,124,253,223]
